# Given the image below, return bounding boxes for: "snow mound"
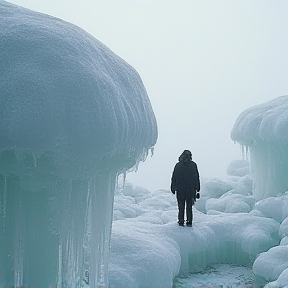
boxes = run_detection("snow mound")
[253,245,288,282]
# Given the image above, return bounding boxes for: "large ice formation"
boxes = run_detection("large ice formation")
[0,1,157,287]
[231,95,288,199]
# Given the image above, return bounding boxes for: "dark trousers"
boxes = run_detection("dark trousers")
[176,188,195,223]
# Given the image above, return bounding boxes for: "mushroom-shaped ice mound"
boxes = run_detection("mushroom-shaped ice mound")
[231,96,288,200]
[0,1,157,167]
[0,2,157,288]
[231,95,288,144]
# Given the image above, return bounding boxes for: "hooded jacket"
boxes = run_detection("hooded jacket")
[171,151,200,194]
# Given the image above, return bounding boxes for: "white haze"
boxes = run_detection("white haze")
[7,0,288,191]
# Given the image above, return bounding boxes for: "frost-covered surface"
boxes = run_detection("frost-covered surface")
[226,159,250,177]
[254,195,288,223]
[0,1,157,287]
[231,96,288,199]
[0,2,157,169]
[231,95,288,143]
[109,164,288,288]
[265,269,288,288]
[174,264,256,288]
[253,245,288,282]
[279,218,288,239]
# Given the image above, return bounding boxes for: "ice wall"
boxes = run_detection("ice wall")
[231,95,288,199]
[0,2,157,287]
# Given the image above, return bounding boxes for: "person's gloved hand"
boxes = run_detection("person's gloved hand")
[170,183,175,194]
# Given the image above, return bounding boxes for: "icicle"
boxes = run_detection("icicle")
[249,140,288,199]
[150,146,155,157]
[116,172,126,192]
[33,153,38,168]
[0,176,7,223]
[57,243,62,288]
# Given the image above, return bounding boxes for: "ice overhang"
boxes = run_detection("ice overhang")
[231,95,288,146]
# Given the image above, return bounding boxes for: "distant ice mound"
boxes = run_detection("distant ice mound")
[231,95,288,143]
[231,96,288,200]
[0,1,157,288]
[226,159,250,177]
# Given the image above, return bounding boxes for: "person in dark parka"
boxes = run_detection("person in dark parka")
[171,150,200,226]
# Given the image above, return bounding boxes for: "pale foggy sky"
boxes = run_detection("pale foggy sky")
[7,0,288,191]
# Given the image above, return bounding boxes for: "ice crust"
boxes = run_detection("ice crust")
[0,2,157,287]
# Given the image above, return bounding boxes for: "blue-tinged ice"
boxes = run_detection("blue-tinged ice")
[0,1,157,287]
[231,95,288,199]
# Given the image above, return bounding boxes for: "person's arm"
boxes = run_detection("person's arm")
[195,163,200,192]
[171,165,177,194]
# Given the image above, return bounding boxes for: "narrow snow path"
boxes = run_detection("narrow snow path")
[173,264,267,288]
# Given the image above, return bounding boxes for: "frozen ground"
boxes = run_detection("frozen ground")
[174,264,266,288]
[109,169,288,288]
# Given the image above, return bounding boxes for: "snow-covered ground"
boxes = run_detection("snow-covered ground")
[174,264,261,288]
[110,162,288,288]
